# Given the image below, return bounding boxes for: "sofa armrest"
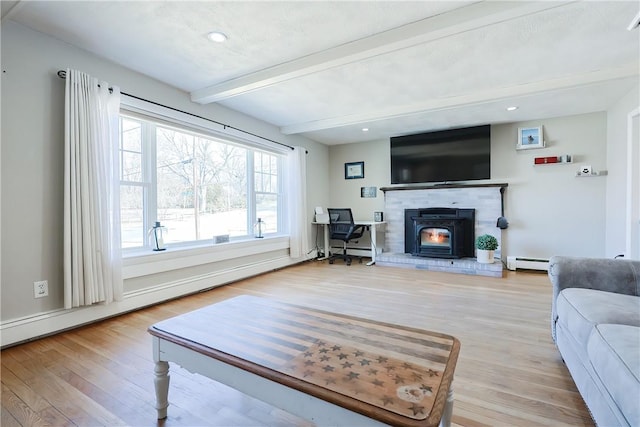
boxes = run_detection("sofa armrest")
[549,255,640,341]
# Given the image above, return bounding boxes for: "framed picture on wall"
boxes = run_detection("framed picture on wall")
[345,161,364,179]
[517,126,544,150]
[360,186,377,198]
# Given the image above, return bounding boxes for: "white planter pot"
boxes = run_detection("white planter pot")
[477,249,495,264]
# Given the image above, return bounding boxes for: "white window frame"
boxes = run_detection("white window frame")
[253,151,285,235]
[119,96,288,254]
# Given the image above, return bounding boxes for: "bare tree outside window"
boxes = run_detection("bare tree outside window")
[118,113,281,251]
[156,127,248,243]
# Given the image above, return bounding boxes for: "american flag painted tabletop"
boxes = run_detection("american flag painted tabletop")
[149,295,460,427]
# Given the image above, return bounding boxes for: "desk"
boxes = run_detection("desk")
[313,220,386,266]
[149,295,460,426]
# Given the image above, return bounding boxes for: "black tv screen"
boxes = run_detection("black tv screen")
[390,125,491,184]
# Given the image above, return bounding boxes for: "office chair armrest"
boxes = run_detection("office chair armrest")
[353,224,366,233]
[345,224,366,240]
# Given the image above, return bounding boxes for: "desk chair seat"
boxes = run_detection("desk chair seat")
[327,208,365,266]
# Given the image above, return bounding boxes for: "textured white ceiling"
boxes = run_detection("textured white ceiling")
[4,1,639,145]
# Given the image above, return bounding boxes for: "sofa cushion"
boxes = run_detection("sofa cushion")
[588,324,640,427]
[556,288,640,352]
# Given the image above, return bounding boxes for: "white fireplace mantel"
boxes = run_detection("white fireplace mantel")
[380,182,508,193]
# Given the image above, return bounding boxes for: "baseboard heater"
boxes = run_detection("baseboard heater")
[506,256,549,271]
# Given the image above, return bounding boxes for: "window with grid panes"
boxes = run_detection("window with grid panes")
[118,113,285,251]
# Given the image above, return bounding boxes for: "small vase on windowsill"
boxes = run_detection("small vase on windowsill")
[148,221,168,251]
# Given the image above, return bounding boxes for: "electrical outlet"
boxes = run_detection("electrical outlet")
[34,280,48,298]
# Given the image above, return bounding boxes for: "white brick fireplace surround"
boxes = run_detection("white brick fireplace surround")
[378,183,507,277]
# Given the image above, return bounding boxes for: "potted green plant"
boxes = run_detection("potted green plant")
[475,234,498,264]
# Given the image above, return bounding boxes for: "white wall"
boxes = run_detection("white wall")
[492,113,607,259]
[0,21,329,343]
[327,140,387,220]
[329,112,610,260]
[605,85,639,257]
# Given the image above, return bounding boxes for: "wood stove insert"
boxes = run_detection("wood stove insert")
[404,208,475,258]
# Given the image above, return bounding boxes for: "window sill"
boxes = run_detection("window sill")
[122,235,290,279]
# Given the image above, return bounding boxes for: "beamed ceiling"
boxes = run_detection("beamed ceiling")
[3,1,639,145]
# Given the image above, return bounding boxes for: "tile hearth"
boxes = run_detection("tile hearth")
[376,252,503,277]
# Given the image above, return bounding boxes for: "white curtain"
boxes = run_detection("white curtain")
[288,147,309,259]
[63,69,123,308]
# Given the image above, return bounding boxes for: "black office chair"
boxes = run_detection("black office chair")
[327,208,365,266]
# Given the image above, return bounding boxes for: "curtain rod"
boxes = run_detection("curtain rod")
[57,70,300,152]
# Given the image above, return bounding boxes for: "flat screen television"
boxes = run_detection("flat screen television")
[390,125,490,184]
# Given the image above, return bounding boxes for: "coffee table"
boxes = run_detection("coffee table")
[148,295,460,427]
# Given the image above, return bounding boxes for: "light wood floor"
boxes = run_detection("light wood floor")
[1,260,593,427]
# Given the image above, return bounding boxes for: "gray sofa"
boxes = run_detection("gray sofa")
[549,256,640,427]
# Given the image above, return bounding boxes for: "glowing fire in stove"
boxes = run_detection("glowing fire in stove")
[422,228,450,246]
[428,231,446,243]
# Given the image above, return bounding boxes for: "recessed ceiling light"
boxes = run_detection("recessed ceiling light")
[207,31,228,43]
[506,106,518,111]
[362,128,369,132]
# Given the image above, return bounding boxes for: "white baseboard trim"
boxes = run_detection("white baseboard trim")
[1,255,301,348]
[506,256,549,271]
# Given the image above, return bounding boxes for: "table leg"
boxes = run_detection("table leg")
[366,224,377,266]
[323,224,330,259]
[154,361,170,419]
[439,382,454,427]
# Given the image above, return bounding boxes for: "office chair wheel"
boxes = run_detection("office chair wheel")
[329,258,334,264]
[346,259,352,266]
